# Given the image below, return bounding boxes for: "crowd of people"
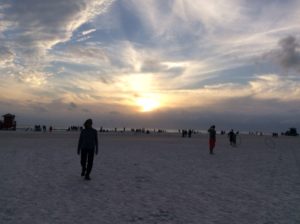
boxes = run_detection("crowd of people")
[17,119,297,183]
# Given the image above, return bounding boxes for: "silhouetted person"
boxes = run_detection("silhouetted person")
[208,125,216,154]
[77,119,98,180]
[228,129,236,146]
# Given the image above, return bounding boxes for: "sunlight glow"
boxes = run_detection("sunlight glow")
[136,97,160,112]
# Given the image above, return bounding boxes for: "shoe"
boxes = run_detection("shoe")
[85,175,91,180]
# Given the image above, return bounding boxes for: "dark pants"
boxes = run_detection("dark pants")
[209,139,216,154]
[81,148,94,176]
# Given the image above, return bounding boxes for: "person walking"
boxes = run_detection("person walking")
[228,129,236,147]
[208,125,216,154]
[77,119,98,180]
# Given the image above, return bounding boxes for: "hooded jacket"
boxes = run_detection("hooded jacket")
[77,128,98,154]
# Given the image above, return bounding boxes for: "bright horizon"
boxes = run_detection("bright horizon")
[1,0,300,132]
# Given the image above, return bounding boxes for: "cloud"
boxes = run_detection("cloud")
[199,74,300,102]
[82,28,96,36]
[123,0,244,41]
[55,44,110,65]
[30,105,48,113]
[1,0,300,130]
[27,99,84,115]
[0,46,14,66]
[68,102,78,111]
[76,35,92,42]
[249,74,300,101]
[171,0,244,31]
[140,60,168,73]
[0,3,12,33]
[160,74,300,110]
[89,0,299,90]
[277,36,300,71]
[1,0,114,67]
[75,28,97,42]
[0,0,115,101]
[82,108,90,113]
[16,70,52,87]
[262,35,300,74]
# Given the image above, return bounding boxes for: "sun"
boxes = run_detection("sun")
[136,97,160,112]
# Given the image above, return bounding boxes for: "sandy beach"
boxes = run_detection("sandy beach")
[0,131,299,224]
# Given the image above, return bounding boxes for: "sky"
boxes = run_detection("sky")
[0,0,300,131]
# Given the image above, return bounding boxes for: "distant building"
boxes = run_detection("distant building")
[0,114,17,130]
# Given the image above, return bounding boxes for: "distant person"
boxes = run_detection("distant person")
[208,125,216,154]
[228,129,236,147]
[77,119,98,180]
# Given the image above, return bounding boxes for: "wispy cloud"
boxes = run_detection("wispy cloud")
[2,0,113,50]
[82,28,97,36]
[0,46,14,66]
[1,0,300,129]
[0,0,114,89]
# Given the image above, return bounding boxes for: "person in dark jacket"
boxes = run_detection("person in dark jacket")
[228,129,236,146]
[77,119,98,180]
[208,125,216,154]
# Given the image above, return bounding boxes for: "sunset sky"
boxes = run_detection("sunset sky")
[1,0,300,131]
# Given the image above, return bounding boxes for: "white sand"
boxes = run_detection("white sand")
[0,131,299,224]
